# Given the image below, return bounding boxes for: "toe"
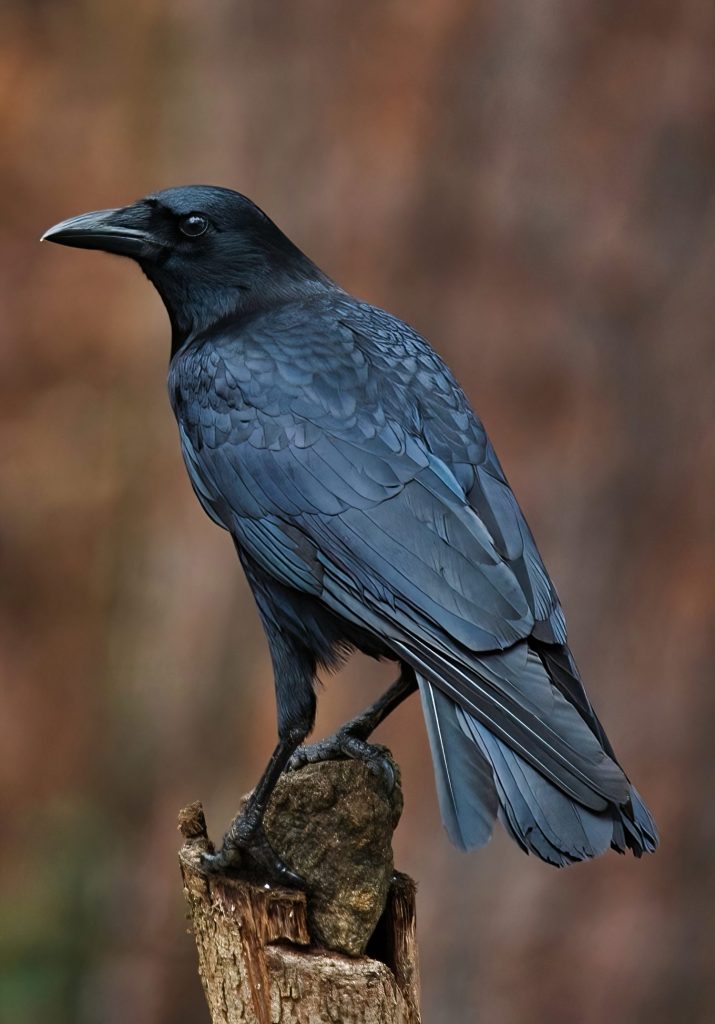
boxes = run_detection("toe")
[377,756,396,792]
[289,739,342,768]
[272,859,305,889]
[247,831,305,888]
[288,748,307,771]
[200,846,242,875]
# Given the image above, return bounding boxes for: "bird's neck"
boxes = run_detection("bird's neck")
[144,257,335,358]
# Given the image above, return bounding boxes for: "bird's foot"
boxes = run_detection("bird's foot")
[200,813,304,889]
[289,727,396,792]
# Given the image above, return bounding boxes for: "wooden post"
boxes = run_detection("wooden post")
[178,757,421,1023]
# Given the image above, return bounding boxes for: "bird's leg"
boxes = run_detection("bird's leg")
[201,729,307,886]
[289,667,417,790]
[202,604,316,887]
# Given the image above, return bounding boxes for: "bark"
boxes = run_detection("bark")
[178,757,421,1023]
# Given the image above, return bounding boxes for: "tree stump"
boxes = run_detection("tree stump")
[178,756,421,1023]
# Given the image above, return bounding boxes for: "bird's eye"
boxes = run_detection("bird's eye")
[179,214,209,238]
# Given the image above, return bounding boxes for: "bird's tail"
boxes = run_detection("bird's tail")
[418,680,499,850]
[416,649,658,866]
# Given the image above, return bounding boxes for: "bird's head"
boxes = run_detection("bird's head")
[42,185,329,343]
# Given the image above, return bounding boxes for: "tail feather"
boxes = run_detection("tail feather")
[417,676,498,850]
[395,634,629,810]
[412,640,658,865]
[620,786,659,855]
[535,642,659,857]
[458,709,614,865]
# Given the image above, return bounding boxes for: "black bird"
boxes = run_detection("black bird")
[43,186,657,881]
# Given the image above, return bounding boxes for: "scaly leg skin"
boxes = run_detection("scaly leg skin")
[202,575,318,888]
[289,668,417,790]
[201,731,306,887]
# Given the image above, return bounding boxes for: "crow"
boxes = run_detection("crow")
[43,186,657,882]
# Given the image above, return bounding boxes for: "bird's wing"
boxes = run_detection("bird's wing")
[175,350,624,810]
[332,307,629,809]
[338,303,567,645]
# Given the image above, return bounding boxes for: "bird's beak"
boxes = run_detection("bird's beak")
[41,205,164,260]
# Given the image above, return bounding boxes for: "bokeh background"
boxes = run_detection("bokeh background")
[2,2,714,1022]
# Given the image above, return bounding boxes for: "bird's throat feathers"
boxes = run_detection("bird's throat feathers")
[143,232,333,355]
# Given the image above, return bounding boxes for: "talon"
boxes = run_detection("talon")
[340,736,396,793]
[246,834,305,887]
[201,819,305,888]
[288,747,308,772]
[271,860,305,889]
[370,757,393,786]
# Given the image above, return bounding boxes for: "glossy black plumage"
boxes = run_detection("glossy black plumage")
[43,186,658,868]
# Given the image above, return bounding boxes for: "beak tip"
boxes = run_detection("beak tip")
[40,206,162,257]
[41,223,66,244]
[39,208,156,257]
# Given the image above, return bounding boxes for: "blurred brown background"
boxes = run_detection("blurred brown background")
[2,2,714,1022]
